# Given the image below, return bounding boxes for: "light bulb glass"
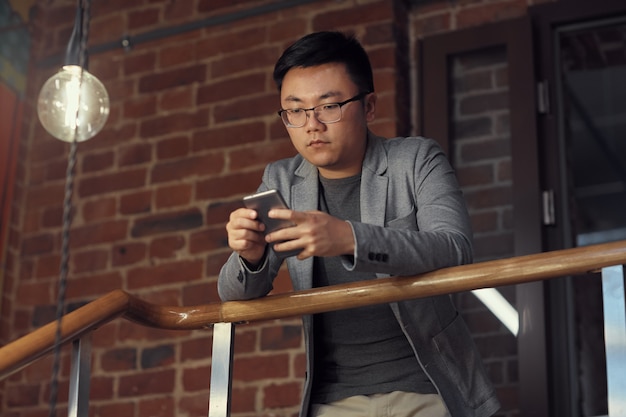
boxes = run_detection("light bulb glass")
[37,65,110,142]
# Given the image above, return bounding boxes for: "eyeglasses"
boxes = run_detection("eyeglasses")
[277,92,370,128]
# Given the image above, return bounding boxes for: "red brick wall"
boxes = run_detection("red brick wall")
[0,0,554,416]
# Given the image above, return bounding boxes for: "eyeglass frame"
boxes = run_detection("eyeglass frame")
[277,91,371,128]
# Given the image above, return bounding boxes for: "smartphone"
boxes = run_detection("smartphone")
[243,189,301,258]
[243,189,295,234]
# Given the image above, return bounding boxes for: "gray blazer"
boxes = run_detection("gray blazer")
[218,132,500,417]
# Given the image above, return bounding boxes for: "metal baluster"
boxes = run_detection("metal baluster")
[602,265,626,417]
[208,322,235,417]
[68,334,92,417]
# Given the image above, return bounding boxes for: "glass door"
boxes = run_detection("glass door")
[553,16,626,416]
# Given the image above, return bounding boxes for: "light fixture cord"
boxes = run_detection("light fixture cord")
[48,0,90,416]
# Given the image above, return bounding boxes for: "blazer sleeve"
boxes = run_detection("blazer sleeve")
[345,137,473,276]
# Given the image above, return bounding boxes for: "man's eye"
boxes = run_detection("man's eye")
[320,104,338,111]
[288,109,304,115]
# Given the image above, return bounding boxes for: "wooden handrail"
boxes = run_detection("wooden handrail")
[1,240,625,379]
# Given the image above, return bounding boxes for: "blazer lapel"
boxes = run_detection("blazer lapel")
[287,160,318,291]
[360,132,388,227]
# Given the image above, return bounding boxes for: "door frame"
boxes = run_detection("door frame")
[418,16,547,416]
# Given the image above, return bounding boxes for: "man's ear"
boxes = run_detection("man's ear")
[364,92,377,122]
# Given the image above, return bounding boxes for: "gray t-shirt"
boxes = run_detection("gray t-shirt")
[311,174,436,404]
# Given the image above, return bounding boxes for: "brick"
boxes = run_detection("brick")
[189,226,227,254]
[141,344,175,369]
[464,186,512,210]
[70,220,129,248]
[112,241,147,266]
[131,208,203,237]
[474,233,514,261]
[128,7,160,30]
[233,353,289,381]
[179,393,212,417]
[198,73,266,104]
[90,376,115,400]
[294,351,307,378]
[205,251,231,278]
[456,164,494,187]
[139,64,207,93]
[460,138,511,164]
[313,1,392,30]
[78,168,147,198]
[205,200,242,227]
[159,43,196,68]
[32,304,56,327]
[16,281,52,306]
[118,369,176,397]
[120,190,152,214]
[123,96,158,119]
[34,254,61,278]
[25,183,65,208]
[470,211,498,233]
[182,365,210,391]
[82,151,115,173]
[127,259,204,289]
[124,51,158,76]
[65,271,124,298]
[457,0,527,28]
[271,268,294,294]
[44,159,69,181]
[453,117,493,140]
[497,159,512,181]
[155,183,193,208]
[213,93,278,123]
[196,27,268,60]
[81,122,137,150]
[21,233,54,256]
[230,386,257,413]
[93,402,136,417]
[6,384,40,407]
[28,137,66,164]
[260,325,301,351]
[192,121,265,151]
[149,235,185,259]
[138,397,175,417]
[453,70,493,93]
[89,13,125,44]
[263,381,302,408]
[119,142,153,166]
[82,197,117,222]
[181,280,220,306]
[117,320,177,342]
[140,109,209,138]
[150,153,224,183]
[181,336,213,362]
[211,46,278,78]
[156,135,190,160]
[159,87,194,111]
[164,0,194,21]
[71,248,109,273]
[459,92,509,115]
[228,140,295,171]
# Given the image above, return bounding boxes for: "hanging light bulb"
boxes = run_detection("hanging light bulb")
[37,0,109,142]
[38,65,109,142]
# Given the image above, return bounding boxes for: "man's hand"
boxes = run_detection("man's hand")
[265,209,355,260]
[226,208,267,265]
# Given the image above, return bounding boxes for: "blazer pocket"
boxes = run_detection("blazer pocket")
[386,206,418,230]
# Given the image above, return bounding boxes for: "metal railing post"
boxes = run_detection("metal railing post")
[602,265,626,417]
[68,333,92,417]
[208,322,235,417]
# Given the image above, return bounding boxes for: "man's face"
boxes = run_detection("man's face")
[279,63,376,179]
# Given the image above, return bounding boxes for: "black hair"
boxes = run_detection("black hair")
[272,31,374,94]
